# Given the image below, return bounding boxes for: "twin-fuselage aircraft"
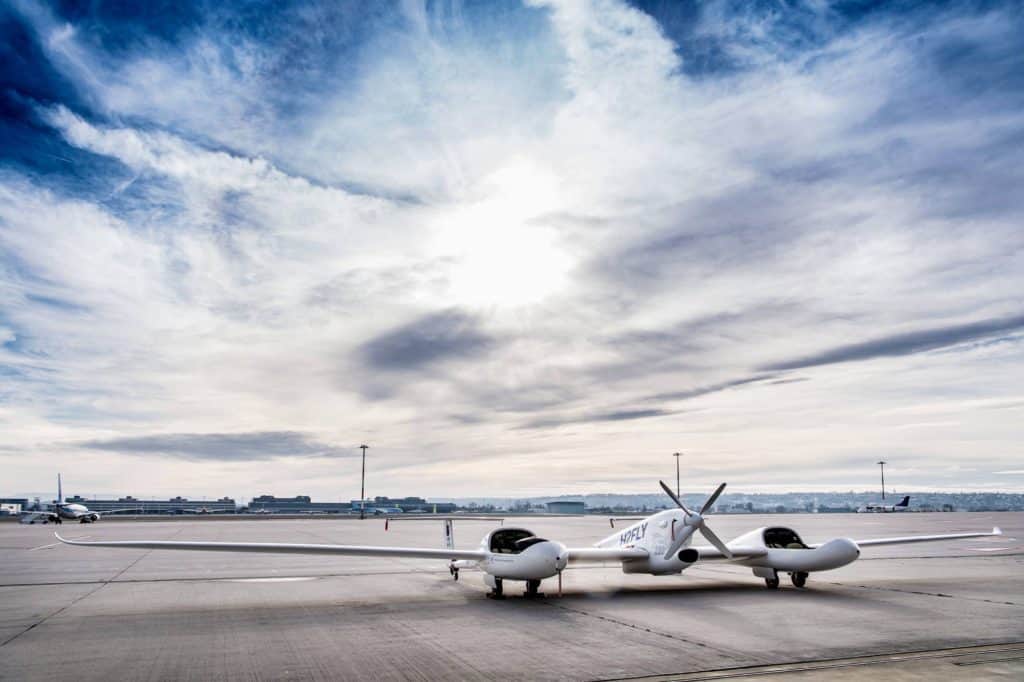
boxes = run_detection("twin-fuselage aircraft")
[58,480,999,597]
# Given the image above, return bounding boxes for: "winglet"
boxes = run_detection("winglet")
[993,526,1002,536]
[54,532,85,546]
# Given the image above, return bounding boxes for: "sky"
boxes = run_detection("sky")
[1,0,1023,501]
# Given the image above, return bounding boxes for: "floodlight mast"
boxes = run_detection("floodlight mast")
[877,460,887,501]
[673,452,682,498]
[359,444,369,520]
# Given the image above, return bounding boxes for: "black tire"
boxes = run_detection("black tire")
[494,578,503,597]
[765,577,780,589]
[526,579,541,596]
[792,572,808,588]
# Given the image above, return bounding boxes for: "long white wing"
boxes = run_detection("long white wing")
[56,534,487,561]
[95,508,144,516]
[834,526,1002,548]
[565,547,649,563]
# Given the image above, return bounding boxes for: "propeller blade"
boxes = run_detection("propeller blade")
[700,482,727,515]
[699,525,733,559]
[659,480,693,516]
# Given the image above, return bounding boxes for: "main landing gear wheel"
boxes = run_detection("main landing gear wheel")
[525,579,542,597]
[791,572,808,588]
[487,578,504,599]
[765,576,780,589]
[449,565,459,581]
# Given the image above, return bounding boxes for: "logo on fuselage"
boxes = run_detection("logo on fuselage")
[619,522,648,546]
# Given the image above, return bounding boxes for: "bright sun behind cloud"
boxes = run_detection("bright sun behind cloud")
[433,162,575,308]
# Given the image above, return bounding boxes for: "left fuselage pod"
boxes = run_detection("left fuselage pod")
[486,541,568,580]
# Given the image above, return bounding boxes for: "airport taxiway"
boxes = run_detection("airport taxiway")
[1,513,1021,680]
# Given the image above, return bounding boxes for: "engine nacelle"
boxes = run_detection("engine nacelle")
[622,547,700,575]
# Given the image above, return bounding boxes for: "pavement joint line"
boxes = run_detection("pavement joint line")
[537,598,760,665]
[822,580,1024,607]
[688,564,1024,606]
[953,654,1024,666]
[594,642,1024,681]
[0,529,183,649]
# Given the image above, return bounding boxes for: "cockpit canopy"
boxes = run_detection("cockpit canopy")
[763,527,809,549]
[489,528,547,554]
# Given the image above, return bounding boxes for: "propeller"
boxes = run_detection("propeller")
[659,480,733,560]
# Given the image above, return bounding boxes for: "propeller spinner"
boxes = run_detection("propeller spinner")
[659,480,733,560]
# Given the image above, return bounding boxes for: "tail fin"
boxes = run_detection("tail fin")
[897,495,910,507]
[443,519,455,550]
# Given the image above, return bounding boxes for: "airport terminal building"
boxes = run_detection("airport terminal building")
[64,495,237,514]
[247,495,457,514]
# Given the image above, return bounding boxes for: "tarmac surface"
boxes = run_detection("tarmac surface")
[1,512,1021,681]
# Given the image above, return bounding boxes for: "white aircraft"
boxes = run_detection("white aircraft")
[857,495,911,513]
[57,480,1000,596]
[22,474,139,524]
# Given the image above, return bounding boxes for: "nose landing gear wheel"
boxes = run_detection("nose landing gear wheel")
[791,572,808,588]
[449,565,459,581]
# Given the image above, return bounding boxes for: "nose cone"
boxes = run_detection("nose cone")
[553,542,569,572]
[826,537,861,563]
[526,540,568,578]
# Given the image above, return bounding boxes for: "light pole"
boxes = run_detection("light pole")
[673,452,682,498]
[359,444,369,519]
[877,460,887,500]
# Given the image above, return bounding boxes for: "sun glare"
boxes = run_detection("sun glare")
[434,163,574,308]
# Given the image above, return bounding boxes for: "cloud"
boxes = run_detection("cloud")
[360,309,494,372]
[1,0,1023,496]
[520,407,677,430]
[645,375,777,402]
[762,314,1024,371]
[80,431,345,461]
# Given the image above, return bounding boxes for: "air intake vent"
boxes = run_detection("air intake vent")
[678,548,699,563]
